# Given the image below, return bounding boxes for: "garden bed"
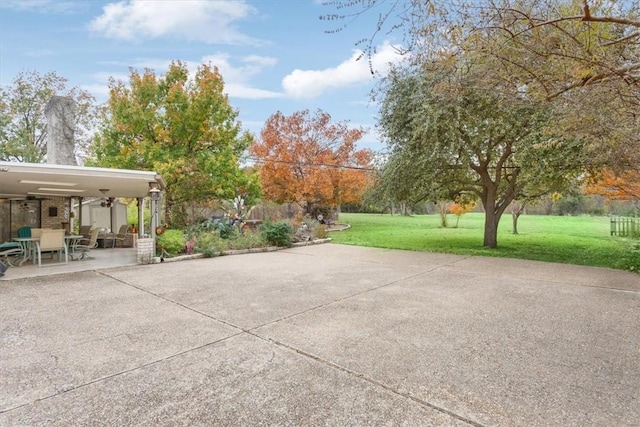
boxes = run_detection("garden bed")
[159,237,332,264]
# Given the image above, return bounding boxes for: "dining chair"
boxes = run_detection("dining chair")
[17,226,32,238]
[36,229,68,267]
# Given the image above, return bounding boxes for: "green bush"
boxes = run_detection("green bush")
[216,221,238,239]
[156,229,186,256]
[260,220,294,247]
[195,231,228,257]
[228,229,267,250]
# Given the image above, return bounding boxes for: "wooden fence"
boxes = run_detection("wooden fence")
[610,216,639,237]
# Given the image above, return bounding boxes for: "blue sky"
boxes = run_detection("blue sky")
[0,0,407,152]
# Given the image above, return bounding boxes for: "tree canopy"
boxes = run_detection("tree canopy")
[89,61,258,227]
[586,169,640,201]
[323,0,640,169]
[324,0,639,95]
[250,109,373,215]
[377,66,582,247]
[0,70,96,163]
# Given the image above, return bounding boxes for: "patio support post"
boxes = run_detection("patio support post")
[110,203,116,234]
[150,197,157,257]
[77,197,83,230]
[149,186,161,260]
[137,197,144,238]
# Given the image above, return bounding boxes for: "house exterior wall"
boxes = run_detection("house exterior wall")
[40,197,71,231]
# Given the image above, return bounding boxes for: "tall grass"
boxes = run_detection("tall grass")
[330,213,639,271]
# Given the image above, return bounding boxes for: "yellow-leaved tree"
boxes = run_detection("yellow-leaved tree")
[89,61,260,227]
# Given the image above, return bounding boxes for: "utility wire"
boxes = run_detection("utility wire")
[246,156,377,171]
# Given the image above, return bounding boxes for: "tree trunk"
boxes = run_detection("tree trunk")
[511,201,526,235]
[483,209,499,248]
[482,190,500,248]
[438,202,449,228]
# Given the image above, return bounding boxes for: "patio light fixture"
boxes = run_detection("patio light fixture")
[149,187,161,201]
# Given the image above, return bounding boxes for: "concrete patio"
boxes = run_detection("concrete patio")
[1,244,639,426]
[0,247,138,281]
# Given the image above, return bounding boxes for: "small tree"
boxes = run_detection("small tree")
[449,197,477,228]
[251,109,373,215]
[0,70,96,163]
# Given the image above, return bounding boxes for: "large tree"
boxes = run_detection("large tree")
[0,70,96,163]
[323,0,640,168]
[323,0,639,96]
[377,66,581,247]
[250,109,373,215]
[89,61,258,227]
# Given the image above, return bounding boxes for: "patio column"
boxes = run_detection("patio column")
[149,186,161,258]
[137,197,144,238]
[77,197,83,230]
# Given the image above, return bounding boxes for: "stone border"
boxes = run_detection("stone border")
[158,238,333,264]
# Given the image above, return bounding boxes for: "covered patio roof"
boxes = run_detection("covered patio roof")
[0,161,165,199]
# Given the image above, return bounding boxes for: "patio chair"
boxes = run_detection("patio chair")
[0,242,25,268]
[74,228,99,260]
[35,229,68,267]
[79,225,91,239]
[113,224,130,248]
[17,226,31,238]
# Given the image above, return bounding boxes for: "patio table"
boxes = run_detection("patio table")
[12,237,38,266]
[97,233,116,248]
[65,235,84,260]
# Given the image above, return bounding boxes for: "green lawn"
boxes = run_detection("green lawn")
[330,213,640,271]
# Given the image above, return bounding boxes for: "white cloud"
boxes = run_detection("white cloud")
[82,71,132,103]
[80,83,111,100]
[225,83,282,100]
[201,53,277,81]
[1,0,81,13]
[282,41,406,99]
[198,54,282,99]
[87,53,282,101]
[89,0,262,45]
[23,49,56,57]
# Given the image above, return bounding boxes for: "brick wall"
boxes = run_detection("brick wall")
[137,238,155,264]
[40,197,71,231]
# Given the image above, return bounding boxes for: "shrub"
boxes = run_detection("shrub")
[195,231,228,257]
[156,229,186,256]
[216,221,238,239]
[260,220,294,247]
[228,229,267,250]
[314,223,328,239]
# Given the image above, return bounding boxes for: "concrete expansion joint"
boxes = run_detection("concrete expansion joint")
[0,330,248,415]
[446,255,475,267]
[98,271,247,331]
[261,337,485,427]
[245,272,436,333]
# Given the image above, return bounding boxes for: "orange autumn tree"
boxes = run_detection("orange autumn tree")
[586,170,640,201]
[250,109,373,216]
[448,197,477,228]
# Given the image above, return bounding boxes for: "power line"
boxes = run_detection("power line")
[246,156,377,171]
